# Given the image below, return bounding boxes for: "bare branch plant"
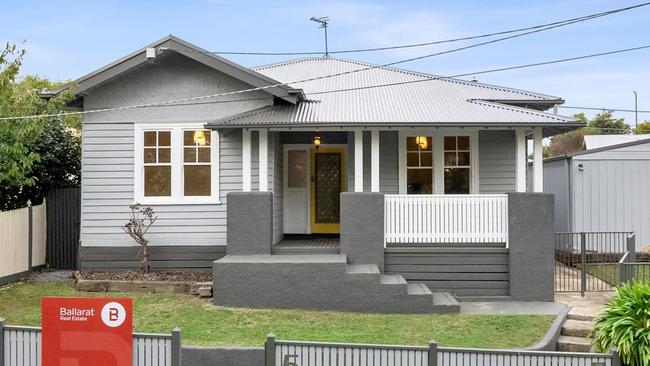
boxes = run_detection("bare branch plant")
[122,204,157,273]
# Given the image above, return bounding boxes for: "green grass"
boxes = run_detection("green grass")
[587,264,650,285]
[0,282,554,348]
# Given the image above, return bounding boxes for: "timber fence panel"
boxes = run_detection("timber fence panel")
[0,207,30,281]
[30,202,47,268]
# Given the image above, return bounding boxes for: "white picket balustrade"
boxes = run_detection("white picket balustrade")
[384,195,508,246]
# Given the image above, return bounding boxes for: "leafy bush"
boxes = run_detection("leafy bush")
[591,282,650,366]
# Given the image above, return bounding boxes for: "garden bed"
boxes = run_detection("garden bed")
[73,271,212,296]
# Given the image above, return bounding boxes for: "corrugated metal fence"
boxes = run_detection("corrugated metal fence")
[46,187,80,270]
[266,337,620,366]
[0,318,181,366]
[0,203,47,285]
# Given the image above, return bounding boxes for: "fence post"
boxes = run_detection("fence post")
[580,232,587,297]
[611,349,622,366]
[627,233,636,263]
[428,340,438,366]
[0,317,4,364]
[265,333,276,366]
[171,327,181,366]
[28,204,33,270]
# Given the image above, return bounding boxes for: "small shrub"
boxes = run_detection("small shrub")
[122,204,157,273]
[590,281,650,366]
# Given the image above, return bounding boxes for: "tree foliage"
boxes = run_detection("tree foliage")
[0,42,80,210]
[585,110,631,135]
[634,121,650,135]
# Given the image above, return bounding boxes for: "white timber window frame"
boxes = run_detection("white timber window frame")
[134,123,221,205]
[398,128,479,194]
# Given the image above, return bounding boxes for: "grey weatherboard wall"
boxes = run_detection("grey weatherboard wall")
[543,140,650,250]
[478,130,516,194]
[384,247,510,297]
[507,192,555,301]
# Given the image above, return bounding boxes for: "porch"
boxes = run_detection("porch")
[233,127,546,243]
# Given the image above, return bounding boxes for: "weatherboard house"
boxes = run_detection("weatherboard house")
[51,35,583,313]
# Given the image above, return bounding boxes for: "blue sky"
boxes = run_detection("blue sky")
[4,0,649,122]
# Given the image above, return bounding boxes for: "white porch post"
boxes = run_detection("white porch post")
[354,129,364,192]
[515,128,527,192]
[242,128,252,192]
[370,129,380,192]
[258,128,268,191]
[533,127,543,192]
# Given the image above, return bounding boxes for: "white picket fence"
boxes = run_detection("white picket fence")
[0,203,47,283]
[384,195,509,246]
[0,320,181,366]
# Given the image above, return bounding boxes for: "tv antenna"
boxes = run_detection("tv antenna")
[310,16,330,57]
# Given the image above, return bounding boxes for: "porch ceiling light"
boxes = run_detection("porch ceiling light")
[415,136,428,149]
[313,135,321,150]
[193,130,207,146]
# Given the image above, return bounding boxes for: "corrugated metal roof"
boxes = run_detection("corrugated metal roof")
[207,57,581,128]
[584,134,650,150]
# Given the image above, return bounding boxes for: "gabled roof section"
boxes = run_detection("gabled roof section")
[207,57,581,134]
[47,35,303,104]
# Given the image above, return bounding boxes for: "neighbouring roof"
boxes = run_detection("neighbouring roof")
[584,134,650,150]
[544,136,650,162]
[43,35,303,104]
[206,57,582,134]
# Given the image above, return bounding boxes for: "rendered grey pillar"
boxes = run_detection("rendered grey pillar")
[340,192,385,270]
[507,192,555,301]
[226,192,273,255]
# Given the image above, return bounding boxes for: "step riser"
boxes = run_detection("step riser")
[568,314,595,321]
[561,327,591,337]
[557,343,592,353]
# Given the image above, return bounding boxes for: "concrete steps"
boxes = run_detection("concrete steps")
[213,254,460,314]
[557,313,595,352]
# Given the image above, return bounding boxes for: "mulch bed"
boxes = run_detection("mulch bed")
[76,271,212,282]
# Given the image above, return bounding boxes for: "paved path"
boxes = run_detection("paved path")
[461,301,566,315]
[555,261,612,292]
[555,292,614,320]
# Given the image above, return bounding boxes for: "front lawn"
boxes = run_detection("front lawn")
[0,282,554,348]
[587,263,650,285]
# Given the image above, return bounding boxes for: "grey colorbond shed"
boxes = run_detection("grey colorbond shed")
[543,138,650,250]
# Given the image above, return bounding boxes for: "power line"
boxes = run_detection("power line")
[559,106,650,114]
[196,2,650,56]
[1,44,649,121]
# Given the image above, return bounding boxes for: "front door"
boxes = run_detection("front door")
[310,147,346,233]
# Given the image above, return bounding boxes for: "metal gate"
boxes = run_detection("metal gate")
[45,187,80,269]
[555,232,635,294]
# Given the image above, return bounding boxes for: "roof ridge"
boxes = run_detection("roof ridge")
[253,57,560,101]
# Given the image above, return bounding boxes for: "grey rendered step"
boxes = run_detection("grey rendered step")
[557,336,592,353]
[561,319,593,337]
[567,312,596,322]
[380,274,407,285]
[407,283,432,295]
[345,264,380,274]
[433,292,460,306]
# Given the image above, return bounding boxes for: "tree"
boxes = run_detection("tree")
[548,129,585,157]
[0,42,80,210]
[585,110,630,135]
[123,205,157,273]
[634,120,650,135]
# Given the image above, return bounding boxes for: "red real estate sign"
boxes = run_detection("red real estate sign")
[42,297,133,366]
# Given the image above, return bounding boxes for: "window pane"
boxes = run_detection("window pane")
[197,147,211,163]
[444,152,457,166]
[420,137,432,151]
[144,131,156,146]
[444,136,456,150]
[184,148,196,163]
[184,165,211,196]
[407,152,420,167]
[458,151,470,166]
[183,131,194,146]
[406,137,418,151]
[444,168,470,194]
[158,148,171,163]
[287,150,307,188]
[407,169,432,194]
[158,131,171,146]
[457,136,470,150]
[144,166,171,196]
[144,148,157,163]
[420,152,432,167]
[204,131,211,145]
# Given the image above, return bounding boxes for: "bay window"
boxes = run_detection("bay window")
[135,124,219,204]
